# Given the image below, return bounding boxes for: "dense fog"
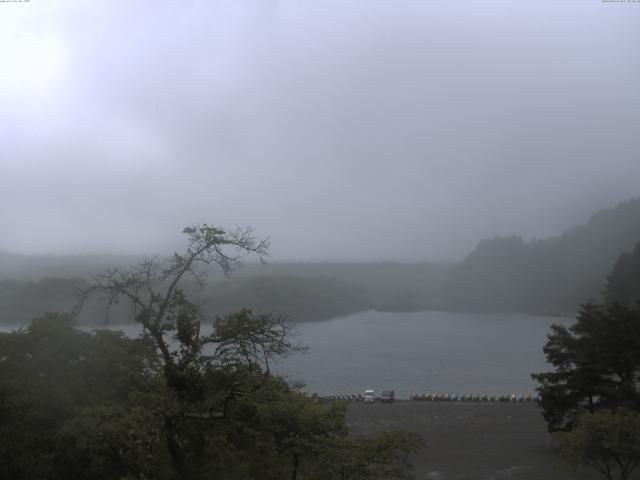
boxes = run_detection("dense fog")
[2,5,640,480]
[1,1,639,261]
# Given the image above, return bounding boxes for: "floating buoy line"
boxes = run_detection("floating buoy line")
[314,393,540,403]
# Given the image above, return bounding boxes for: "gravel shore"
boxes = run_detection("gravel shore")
[347,401,604,480]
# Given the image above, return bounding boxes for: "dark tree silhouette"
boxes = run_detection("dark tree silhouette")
[532,303,640,432]
[605,242,640,308]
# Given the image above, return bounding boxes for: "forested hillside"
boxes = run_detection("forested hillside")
[444,198,640,314]
[0,278,86,324]
[226,262,453,312]
[2,198,639,321]
[0,261,452,324]
[0,251,136,281]
[205,275,370,321]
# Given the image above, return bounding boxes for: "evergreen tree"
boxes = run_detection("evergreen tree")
[605,242,640,308]
[532,303,640,432]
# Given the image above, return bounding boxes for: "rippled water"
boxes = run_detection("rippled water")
[1,310,573,399]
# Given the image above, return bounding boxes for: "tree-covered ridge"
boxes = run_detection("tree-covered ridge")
[0,275,372,325]
[0,278,86,324]
[0,250,137,281]
[444,198,640,314]
[2,197,639,319]
[0,262,452,324]
[206,275,370,321]
[227,261,452,312]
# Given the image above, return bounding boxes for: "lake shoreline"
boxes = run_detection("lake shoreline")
[0,307,578,328]
[3,310,570,398]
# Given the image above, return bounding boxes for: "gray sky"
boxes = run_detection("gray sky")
[1,0,639,261]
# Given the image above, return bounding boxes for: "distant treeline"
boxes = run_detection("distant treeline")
[0,262,452,324]
[221,261,453,313]
[0,252,137,281]
[0,278,86,324]
[1,197,639,323]
[206,275,369,321]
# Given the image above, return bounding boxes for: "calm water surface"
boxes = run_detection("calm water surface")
[274,310,571,398]
[1,310,572,399]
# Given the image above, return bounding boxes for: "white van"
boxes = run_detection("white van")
[363,389,375,403]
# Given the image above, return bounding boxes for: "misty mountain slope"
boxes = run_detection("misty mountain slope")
[3,198,638,321]
[204,275,370,322]
[202,263,453,321]
[0,261,453,324]
[444,198,640,314]
[0,251,138,281]
[0,274,370,325]
[0,251,452,324]
[226,262,454,312]
[0,278,86,324]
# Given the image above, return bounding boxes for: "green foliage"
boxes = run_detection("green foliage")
[0,313,422,479]
[554,409,640,480]
[53,394,173,480]
[605,242,640,308]
[0,313,162,480]
[532,303,640,432]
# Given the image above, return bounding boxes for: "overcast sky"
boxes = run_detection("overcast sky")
[0,0,639,261]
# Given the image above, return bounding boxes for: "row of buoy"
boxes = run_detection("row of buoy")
[322,394,364,402]
[316,393,540,402]
[410,393,539,402]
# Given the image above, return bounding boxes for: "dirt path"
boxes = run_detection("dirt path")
[347,402,605,480]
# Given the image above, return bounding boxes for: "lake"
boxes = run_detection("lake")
[0,310,572,399]
[274,310,571,399]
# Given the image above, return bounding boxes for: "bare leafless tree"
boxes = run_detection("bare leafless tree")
[76,224,303,384]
